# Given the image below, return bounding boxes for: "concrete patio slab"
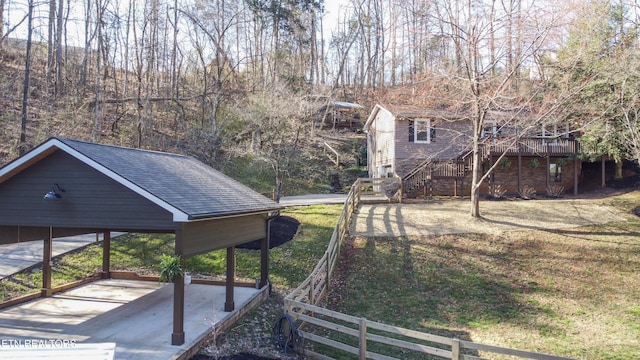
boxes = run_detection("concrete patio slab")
[0,233,125,279]
[0,279,264,360]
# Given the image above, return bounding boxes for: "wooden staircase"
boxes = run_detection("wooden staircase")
[402,147,489,198]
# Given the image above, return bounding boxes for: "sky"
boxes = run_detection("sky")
[5,0,352,47]
[322,0,352,36]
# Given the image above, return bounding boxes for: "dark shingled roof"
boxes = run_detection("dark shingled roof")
[1,138,281,220]
[58,138,281,219]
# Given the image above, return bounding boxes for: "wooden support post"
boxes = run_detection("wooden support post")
[517,151,522,193]
[574,159,579,195]
[42,227,53,297]
[102,231,111,279]
[601,156,606,188]
[259,219,270,289]
[171,228,185,346]
[546,146,551,192]
[225,246,235,312]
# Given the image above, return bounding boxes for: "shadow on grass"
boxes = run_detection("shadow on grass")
[327,234,557,359]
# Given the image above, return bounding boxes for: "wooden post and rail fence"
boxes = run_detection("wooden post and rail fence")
[283,178,573,360]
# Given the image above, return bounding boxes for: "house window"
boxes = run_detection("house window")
[412,119,435,143]
[550,163,562,182]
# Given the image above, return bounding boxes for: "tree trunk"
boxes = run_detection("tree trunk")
[93,0,103,141]
[19,0,34,155]
[80,1,93,92]
[0,0,5,48]
[55,0,65,95]
[615,159,623,179]
[470,119,482,218]
[47,0,56,90]
[123,0,132,96]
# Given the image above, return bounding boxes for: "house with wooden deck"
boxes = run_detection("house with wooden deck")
[363,104,583,198]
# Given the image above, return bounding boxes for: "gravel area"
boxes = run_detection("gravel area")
[351,198,629,237]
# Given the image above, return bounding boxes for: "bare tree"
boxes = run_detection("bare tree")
[93,0,105,141]
[431,0,570,217]
[46,0,56,89]
[55,0,65,95]
[19,0,34,155]
[0,0,5,47]
[239,86,316,202]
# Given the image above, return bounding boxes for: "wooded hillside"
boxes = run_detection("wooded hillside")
[1,0,640,197]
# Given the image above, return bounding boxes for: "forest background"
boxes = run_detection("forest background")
[0,0,640,201]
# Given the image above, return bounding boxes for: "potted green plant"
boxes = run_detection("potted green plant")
[556,158,567,167]
[499,157,512,169]
[529,158,540,168]
[158,254,184,283]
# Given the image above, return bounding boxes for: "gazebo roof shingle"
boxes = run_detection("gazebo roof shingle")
[0,138,281,221]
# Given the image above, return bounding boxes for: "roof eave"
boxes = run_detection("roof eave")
[186,205,284,222]
[363,104,386,132]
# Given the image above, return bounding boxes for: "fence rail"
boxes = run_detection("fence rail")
[284,179,573,360]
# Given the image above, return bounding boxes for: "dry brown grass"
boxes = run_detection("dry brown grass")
[330,191,640,359]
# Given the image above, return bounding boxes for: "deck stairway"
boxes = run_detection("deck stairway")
[401,149,480,198]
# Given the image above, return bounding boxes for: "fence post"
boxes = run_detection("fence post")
[451,338,461,360]
[326,251,331,292]
[354,179,360,209]
[284,298,292,316]
[359,318,367,360]
[309,274,315,305]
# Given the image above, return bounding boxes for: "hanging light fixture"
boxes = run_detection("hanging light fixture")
[44,184,65,200]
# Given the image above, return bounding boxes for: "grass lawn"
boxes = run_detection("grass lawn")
[326,191,640,359]
[0,204,341,302]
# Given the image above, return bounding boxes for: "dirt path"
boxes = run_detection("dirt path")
[351,198,629,237]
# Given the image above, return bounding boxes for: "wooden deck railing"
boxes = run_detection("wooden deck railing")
[283,178,575,360]
[402,138,579,196]
[490,138,578,156]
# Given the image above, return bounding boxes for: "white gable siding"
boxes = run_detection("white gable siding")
[367,107,396,177]
[395,118,473,176]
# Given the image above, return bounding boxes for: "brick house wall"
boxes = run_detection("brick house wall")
[426,157,581,197]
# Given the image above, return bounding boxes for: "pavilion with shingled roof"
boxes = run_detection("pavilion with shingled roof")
[0,138,282,345]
